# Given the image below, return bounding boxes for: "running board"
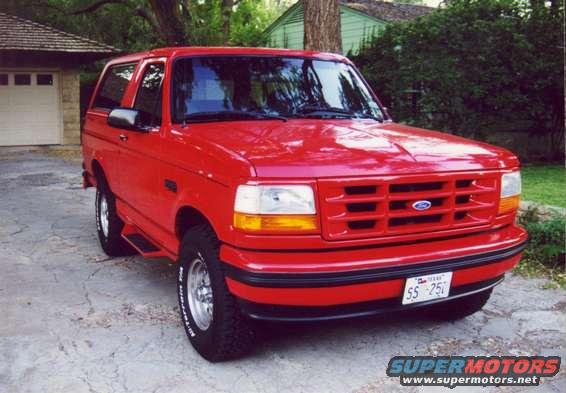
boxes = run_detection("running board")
[121,225,166,258]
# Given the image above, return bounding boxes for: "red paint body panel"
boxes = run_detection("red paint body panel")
[192,120,519,179]
[220,224,526,273]
[81,47,527,311]
[225,255,520,306]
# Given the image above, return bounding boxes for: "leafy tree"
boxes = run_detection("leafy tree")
[230,0,284,46]
[0,0,162,51]
[0,0,284,49]
[188,0,284,46]
[393,0,424,3]
[354,0,564,160]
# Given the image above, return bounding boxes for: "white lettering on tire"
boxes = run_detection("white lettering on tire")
[178,266,196,337]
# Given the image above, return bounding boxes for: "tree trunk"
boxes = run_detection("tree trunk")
[147,0,189,46]
[222,0,234,45]
[303,0,342,53]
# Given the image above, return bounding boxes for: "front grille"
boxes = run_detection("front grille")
[318,172,499,241]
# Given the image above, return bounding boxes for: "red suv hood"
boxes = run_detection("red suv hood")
[190,119,518,178]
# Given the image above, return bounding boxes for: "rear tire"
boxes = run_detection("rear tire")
[95,182,135,257]
[177,224,254,362]
[426,289,492,321]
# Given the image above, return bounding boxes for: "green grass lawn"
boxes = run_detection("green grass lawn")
[521,165,565,207]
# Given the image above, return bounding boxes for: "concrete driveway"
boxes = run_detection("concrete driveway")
[1,152,565,393]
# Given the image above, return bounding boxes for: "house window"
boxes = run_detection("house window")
[37,74,53,86]
[0,74,8,85]
[14,74,31,85]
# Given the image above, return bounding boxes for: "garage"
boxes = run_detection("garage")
[0,12,119,147]
[0,70,61,146]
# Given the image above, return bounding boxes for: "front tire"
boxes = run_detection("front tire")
[426,289,492,321]
[177,224,254,361]
[95,184,134,256]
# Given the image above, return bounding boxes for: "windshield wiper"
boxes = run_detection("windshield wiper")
[184,110,287,123]
[355,113,384,122]
[294,105,355,118]
[295,105,382,122]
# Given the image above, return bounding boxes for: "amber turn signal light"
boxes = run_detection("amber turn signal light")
[234,212,318,232]
[498,195,520,214]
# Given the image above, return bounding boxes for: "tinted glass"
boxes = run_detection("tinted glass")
[171,56,383,123]
[134,63,164,126]
[93,63,136,110]
[0,74,7,85]
[37,74,53,86]
[14,74,31,85]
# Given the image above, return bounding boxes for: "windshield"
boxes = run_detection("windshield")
[171,56,383,123]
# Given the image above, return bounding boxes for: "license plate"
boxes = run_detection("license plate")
[402,272,453,305]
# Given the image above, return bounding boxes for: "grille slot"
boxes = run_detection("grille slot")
[428,198,445,207]
[348,220,376,230]
[456,179,473,188]
[345,185,376,195]
[347,202,377,212]
[456,195,470,204]
[318,174,499,241]
[390,182,443,193]
[389,200,406,210]
[390,214,443,227]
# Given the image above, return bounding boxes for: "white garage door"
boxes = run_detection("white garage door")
[0,71,61,146]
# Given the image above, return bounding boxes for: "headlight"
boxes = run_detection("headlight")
[499,171,521,214]
[234,185,318,232]
[235,185,316,214]
[501,171,521,198]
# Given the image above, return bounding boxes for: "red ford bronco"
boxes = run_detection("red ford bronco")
[82,47,527,361]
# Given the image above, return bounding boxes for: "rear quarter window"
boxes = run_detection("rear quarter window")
[92,63,136,111]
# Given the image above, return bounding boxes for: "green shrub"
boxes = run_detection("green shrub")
[516,206,566,287]
[353,0,564,161]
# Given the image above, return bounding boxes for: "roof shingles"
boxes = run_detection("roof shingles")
[0,12,119,54]
[341,0,433,22]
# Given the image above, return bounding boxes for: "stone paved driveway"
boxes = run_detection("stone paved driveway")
[1,152,565,393]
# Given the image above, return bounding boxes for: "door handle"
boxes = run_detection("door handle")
[119,134,128,141]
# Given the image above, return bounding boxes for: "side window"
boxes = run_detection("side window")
[134,63,164,127]
[92,63,136,110]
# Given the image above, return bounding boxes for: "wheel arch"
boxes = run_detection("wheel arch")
[175,205,218,241]
[91,159,106,187]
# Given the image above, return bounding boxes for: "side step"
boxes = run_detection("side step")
[122,225,166,258]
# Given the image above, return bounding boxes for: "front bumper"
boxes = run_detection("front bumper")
[221,224,527,310]
[238,275,504,322]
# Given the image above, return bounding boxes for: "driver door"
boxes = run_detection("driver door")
[117,60,165,237]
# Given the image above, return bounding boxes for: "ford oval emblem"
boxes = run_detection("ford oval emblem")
[412,200,432,211]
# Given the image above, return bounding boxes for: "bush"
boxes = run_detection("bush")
[353,0,564,160]
[516,206,566,287]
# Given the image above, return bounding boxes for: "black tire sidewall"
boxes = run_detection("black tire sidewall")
[177,226,253,361]
[178,237,223,358]
[95,186,109,244]
[178,248,214,346]
[95,184,129,256]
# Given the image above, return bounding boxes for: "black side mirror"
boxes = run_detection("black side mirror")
[107,108,146,131]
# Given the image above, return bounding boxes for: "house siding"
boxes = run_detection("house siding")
[60,68,81,145]
[267,3,386,54]
[341,7,385,54]
[268,3,304,49]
